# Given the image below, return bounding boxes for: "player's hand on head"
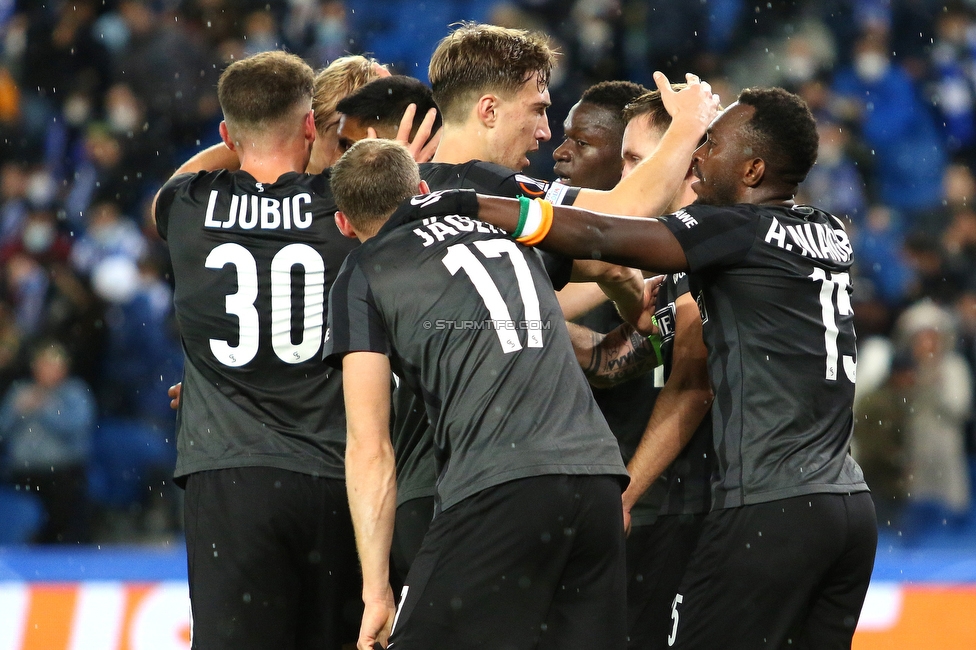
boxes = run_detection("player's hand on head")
[393,104,441,163]
[654,71,721,133]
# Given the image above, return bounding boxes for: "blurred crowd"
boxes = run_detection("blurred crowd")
[0,0,975,544]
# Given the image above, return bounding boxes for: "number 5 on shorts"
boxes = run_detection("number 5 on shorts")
[668,593,684,646]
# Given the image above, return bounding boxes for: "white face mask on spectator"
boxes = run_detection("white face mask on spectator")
[854,52,889,82]
[23,220,55,253]
[109,103,140,133]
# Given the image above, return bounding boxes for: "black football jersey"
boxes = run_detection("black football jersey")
[385,161,582,506]
[325,196,627,512]
[156,169,358,481]
[658,203,867,508]
[644,273,714,517]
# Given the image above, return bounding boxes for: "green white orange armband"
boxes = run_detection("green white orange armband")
[513,196,554,245]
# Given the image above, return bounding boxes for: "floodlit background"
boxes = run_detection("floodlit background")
[1,0,976,647]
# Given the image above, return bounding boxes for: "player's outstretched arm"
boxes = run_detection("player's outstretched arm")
[569,261,656,334]
[573,72,719,217]
[478,196,690,273]
[620,293,712,533]
[556,282,608,321]
[568,321,662,388]
[150,143,241,225]
[342,351,398,650]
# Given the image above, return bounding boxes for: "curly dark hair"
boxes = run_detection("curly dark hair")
[738,87,819,186]
[580,80,648,116]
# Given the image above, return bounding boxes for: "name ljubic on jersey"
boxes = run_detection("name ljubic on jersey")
[413,215,506,247]
[203,189,314,230]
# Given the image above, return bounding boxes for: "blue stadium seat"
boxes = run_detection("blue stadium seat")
[0,487,45,545]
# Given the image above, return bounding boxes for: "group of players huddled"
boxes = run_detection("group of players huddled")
[154,21,877,650]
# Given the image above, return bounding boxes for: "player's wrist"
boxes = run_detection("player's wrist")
[512,196,554,245]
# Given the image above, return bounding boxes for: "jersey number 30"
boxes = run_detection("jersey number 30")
[442,239,544,354]
[206,242,325,367]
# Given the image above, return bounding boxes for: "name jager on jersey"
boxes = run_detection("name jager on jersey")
[202,189,315,230]
[412,215,506,247]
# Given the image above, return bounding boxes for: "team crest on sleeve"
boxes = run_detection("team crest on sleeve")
[514,174,549,197]
[654,303,677,342]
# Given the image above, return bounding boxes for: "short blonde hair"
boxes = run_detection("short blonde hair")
[428,22,555,124]
[313,55,385,136]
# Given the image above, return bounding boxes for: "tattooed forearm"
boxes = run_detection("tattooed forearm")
[584,323,660,389]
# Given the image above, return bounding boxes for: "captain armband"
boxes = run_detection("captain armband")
[512,196,554,246]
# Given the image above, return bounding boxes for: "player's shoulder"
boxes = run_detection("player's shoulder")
[421,160,553,198]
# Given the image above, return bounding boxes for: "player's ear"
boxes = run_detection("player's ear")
[743,158,765,188]
[475,94,499,128]
[304,110,316,143]
[218,121,236,151]
[334,211,358,239]
[418,180,430,195]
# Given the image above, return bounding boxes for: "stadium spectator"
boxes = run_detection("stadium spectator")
[70,200,147,279]
[854,351,914,528]
[832,30,947,226]
[896,299,973,536]
[0,340,96,543]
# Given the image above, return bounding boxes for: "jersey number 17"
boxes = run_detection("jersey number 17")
[442,239,544,354]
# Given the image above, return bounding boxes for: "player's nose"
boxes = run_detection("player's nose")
[536,114,552,143]
[553,139,572,162]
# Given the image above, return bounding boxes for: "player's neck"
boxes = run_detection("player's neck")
[431,123,491,165]
[237,145,309,183]
[239,158,306,183]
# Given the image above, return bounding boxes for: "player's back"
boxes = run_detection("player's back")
[329,195,626,511]
[667,202,866,508]
[155,169,358,481]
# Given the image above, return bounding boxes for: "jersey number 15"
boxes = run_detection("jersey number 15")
[811,268,856,383]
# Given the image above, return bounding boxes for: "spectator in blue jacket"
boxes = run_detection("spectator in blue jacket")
[0,340,96,542]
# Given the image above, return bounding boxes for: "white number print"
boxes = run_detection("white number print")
[668,593,683,646]
[810,268,856,382]
[206,242,326,367]
[441,240,544,353]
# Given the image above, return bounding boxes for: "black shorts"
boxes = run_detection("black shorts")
[670,492,877,650]
[626,513,706,649]
[183,467,360,650]
[391,495,436,596]
[388,474,627,650]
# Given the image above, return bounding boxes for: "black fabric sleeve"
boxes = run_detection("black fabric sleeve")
[153,173,195,240]
[658,204,760,272]
[323,253,390,368]
[674,272,691,298]
[538,250,573,290]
